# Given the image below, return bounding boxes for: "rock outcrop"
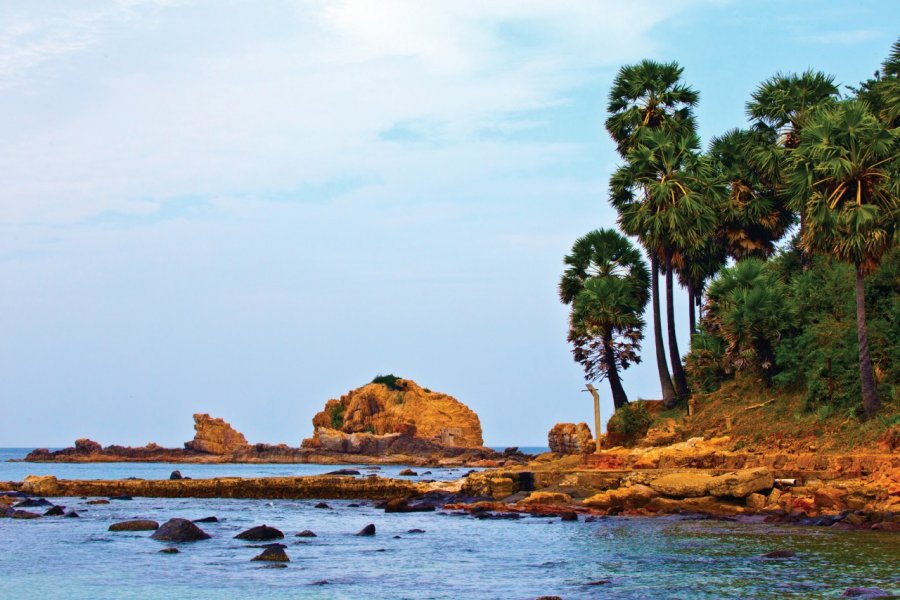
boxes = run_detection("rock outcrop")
[548,423,594,455]
[306,377,483,448]
[184,413,249,455]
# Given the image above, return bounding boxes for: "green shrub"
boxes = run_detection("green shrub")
[394,392,405,405]
[330,403,345,429]
[371,374,404,391]
[606,402,652,445]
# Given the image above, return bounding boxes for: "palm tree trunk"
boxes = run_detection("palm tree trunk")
[687,279,696,341]
[603,331,628,410]
[665,250,689,399]
[650,254,677,407]
[855,264,880,418]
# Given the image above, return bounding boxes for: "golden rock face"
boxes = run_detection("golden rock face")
[310,379,484,448]
[185,413,249,455]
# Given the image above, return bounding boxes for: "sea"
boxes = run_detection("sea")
[1,448,898,599]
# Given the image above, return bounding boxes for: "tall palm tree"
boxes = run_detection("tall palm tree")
[674,235,727,336]
[709,128,795,259]
[560,229,650,409]
[605,60,699,406]
[746,70,839,148]
[611,129,722,405]
[786,99,899,418]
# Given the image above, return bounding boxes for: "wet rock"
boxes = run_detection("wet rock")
[356,524,376,536]
[871,521,900,532]
[64,510,80,518]
[235,525,284,542]
[585,580,611,586]
[314,502,331,509]
[348,503,361,507]
[761,550,796,559]
[86,499,110,505]
[310,580,330,585]
[14,498,52,508]
[842,588,893,598]
[559,511,578,522]
[295,530,317,537]
[251,543,290,562]
[325,469,360,476]
[407,528,425,534]
[474,512,521,520]
[383,498,436,513]
[398,469,418,476]
[108,495,133,501]
[44,505,65,516]
[159,547,180,554]
[260,563,288,569]
[151,518,211,542]
[10,510,41,519]
[193,516,218,523]
[109,519,160,532]
[169,470,183,480]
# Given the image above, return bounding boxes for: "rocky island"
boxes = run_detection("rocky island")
[21,377,521,467]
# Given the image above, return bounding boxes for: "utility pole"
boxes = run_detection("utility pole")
[583,383,602,453]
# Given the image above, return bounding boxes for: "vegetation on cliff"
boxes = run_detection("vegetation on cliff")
[564,38,898,428]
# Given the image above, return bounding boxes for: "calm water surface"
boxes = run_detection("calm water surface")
[2,449,898,599]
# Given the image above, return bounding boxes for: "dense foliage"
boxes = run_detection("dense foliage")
[565,37,899,422]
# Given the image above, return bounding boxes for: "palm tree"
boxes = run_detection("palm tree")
[704,258,788,380]
[560,229,650,409]
[786,99,899,417]
[674,235,727,336]
[708,129,795,260]
[746,70,839,148]
[605,60,699,406]
[611,129,722,405]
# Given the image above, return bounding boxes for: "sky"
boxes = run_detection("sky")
[1,0,897,447]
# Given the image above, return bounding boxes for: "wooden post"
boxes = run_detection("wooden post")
[584,383,602,453]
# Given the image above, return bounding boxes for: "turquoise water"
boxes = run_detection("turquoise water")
[2,449,899,599]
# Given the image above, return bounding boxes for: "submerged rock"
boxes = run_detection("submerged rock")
[760,550,796,559]
[251,543,290,562]
[44,505,65,516]
[109,519,159,532]
[14,498,52,508]
[356,524,376,536]
[151,518,211,542]
[159,547,180,554]
[325,469,360,476]
[192,516,218,523]
[295,530,317,537]
[314,502,331,509]
[842,589,893,598]
[64,510,80,518]
[235,525,284,542]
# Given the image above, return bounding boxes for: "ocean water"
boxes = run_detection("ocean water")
[2,449,899,599]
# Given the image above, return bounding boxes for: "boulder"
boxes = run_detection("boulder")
[745,493,767,510]
[183,413,249,455]
[398,469,418,476]
[518,492,573,506]
[64,510,80,518]
[548,423,594,455]
[308,378,483,448]
[193,516,218,523]
[708,468,773,498]
[383,498,436,513]
[582,485,657,510]
[43,506,65,516]
[150,518,211,542]
[649,472,714,498]
[251,543,290,562]
[169,470,183,480]
[235,525,284,542]
[109,519,160,532]
[20,475,59,496]
[356,524,376,536]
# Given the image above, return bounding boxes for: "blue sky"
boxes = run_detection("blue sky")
[0,1,896,447]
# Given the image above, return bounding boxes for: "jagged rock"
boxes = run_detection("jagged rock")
[356,524,376,536]
[109,519,159,532]
[308,378,483,448]
[235,525,284,541]
[74,438,102,453]
[183,414,249,455]
[548,423,594,455]
[251,543,289,562]
[151,518,211,542]
[64,510,80,518]
[43,506,65,516]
